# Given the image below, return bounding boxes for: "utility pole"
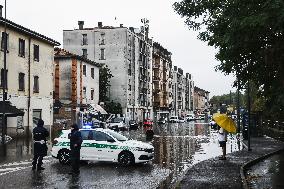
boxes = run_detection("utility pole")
[230,90,232,105]
[1,0,7,145]
[237,81,240,133]
[247,80,252,151]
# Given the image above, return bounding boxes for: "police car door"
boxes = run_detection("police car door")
[80,130,98,161]
[93,131,116,161]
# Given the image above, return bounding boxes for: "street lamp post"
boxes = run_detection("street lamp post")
[1,0,7,145]
[247,80,252,151]
[237,79,241,133]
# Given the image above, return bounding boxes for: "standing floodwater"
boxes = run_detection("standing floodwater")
[151,120,242,188]
[0,120,242,188]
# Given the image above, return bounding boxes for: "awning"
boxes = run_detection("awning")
[89,104,108,114]
[0,101,24,117]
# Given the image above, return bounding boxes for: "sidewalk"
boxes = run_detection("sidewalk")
[177,136,284,189]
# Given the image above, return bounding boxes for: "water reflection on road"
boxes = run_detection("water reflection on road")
[150,120,241,188]
[0,120,242,188]
[0,137,32,164]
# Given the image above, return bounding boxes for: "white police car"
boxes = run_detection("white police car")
[51,128,154,165]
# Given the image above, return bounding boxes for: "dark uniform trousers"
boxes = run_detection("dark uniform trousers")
[71,147,80,173]
[32,154,43,168]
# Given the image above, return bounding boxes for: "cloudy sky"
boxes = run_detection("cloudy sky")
[4,0,236,97]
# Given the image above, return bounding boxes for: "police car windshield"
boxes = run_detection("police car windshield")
[105,130,128,141]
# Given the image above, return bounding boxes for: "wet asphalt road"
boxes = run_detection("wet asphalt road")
[246,150,284,189]
[0,121,242,189]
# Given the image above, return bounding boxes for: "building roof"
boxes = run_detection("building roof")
[153,42,172,56]
[0,17,60,46]
[194,86,210,94]
[54,48,101,67]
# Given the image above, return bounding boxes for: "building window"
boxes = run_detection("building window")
[100,33,105,45]
[33,76,39,93]
[18,72,25,91]
[34,44,39,61]
[83,87,86,99]
[100,48,105,60]
[82,34,88,45]
[1,32,9,51]
[83,65,86,76]
[18,38,25,57]
[82,49,87,58]
[33,109,42,127]
[128,84,131,91]
[91,68,94,79]
[0,69,8,89]
[91,89,94,100]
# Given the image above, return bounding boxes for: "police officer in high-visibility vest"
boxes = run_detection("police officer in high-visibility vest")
[32,119,49,171]
[68,124,82,174]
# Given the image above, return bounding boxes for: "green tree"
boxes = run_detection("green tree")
[173,0,284,120]
[104,101,122,115]
[210,92,245,110]
[99,65,113,103]
[243,82,265,112]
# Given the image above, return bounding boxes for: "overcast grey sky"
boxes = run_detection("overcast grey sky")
[5,0,236,97]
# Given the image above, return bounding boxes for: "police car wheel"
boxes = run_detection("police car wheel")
[118,151,134,166]
[58,149,70,164]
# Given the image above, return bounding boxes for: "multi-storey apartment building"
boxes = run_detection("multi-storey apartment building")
[63,21,152,122]
[185,73,194,114]
[172,66,185,117]
[53,48,100,125]
[194,86,210,114]
[152,42,173,120]
[0,14,60,137]
[172,66,195,117]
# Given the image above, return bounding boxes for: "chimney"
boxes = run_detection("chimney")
[98,22,103,28]
[0,5,3,18]
[120,24,123,27]
[78,21,84,30]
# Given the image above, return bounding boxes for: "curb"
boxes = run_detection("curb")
[240,148,284,189]
[241,140,248,149]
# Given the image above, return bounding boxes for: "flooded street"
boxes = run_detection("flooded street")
[0,121,242,188]
[150,121,242,188]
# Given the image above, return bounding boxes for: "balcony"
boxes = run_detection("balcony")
[153,64,160,69]
[153,89,161,93]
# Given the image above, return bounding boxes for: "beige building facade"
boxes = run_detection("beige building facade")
[0,17,60,137]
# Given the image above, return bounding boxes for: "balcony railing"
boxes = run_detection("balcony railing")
[153,64,160,69]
